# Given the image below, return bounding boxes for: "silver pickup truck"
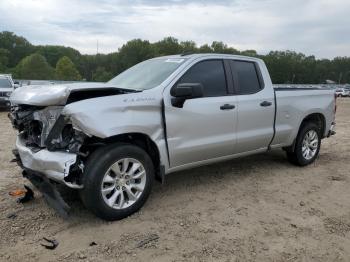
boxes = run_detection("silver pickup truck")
[9,54,336,220]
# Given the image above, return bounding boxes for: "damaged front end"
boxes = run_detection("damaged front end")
[9,105,87,189]
[8,83,144,217]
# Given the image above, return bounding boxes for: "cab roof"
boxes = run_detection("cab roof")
[155,53,263,63]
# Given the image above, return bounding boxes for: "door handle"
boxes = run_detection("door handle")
[220,104,235,110]
[260,101,272,107]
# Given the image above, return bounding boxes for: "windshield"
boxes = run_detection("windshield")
[108,58,186,90]
[0,78,12,88]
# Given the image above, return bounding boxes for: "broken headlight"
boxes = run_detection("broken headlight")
[45,115,86,153]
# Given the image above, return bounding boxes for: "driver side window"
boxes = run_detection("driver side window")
[178,60,228,97]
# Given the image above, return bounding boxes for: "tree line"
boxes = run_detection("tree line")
[0,31,349,84]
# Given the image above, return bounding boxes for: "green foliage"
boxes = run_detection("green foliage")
[264,51,330,84]
[241,50,258,57]
[154,37,181,55]
[199,44,213,53]
[116,39,157,73]
[0,31,34,67]
[1,31,350,84]
[55,56,82,80]
[0,48,10,72]
[36,45,82,69]
[180,41,197,53]
[211,41,239,54]
[14,53,54,80]
[92,66,113,82]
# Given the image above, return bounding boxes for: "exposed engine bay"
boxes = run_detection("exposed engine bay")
[9,105,86,153]
[8,87,136,152]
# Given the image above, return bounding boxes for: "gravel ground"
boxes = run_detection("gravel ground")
[0,99,349,262]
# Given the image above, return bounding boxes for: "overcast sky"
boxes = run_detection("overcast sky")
[0,0,349,58]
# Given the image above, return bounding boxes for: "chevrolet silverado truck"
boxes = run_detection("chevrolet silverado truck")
[9,54,336,220]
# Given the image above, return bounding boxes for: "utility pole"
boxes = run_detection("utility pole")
[338,72,343,84]
[97,40,99,54]
[345,71,350,84]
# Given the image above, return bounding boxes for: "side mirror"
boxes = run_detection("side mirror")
[171,83,203,107]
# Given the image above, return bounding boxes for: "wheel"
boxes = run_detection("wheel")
[80,143,154,221]
[286,122,321,166]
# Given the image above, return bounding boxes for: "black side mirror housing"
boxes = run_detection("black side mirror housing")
[171,83,203,108]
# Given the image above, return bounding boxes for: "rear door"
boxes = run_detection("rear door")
[229,60,275,153]
[164,59,238,168]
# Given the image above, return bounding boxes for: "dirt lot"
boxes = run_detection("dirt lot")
[0,99,349,262]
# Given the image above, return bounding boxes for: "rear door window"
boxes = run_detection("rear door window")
[230,61,262,95]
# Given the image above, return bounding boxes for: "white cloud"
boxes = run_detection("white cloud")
[0,0,349,58]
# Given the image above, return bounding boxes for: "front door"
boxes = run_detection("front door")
[164,59,238,168]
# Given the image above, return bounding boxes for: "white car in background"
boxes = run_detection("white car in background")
[0,74,15,109]
[335,87,349,97]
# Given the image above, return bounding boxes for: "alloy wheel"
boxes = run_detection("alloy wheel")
[101,158,146,209]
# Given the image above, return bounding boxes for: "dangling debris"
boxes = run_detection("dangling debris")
[40,237,59,250]
[89,241,97,246]
[6,213,17,219]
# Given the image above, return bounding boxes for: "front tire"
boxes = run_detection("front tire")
[286,122,321,166]
[80,143,154,221]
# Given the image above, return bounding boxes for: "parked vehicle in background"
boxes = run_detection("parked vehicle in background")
[344,86,350,95]
[0,74,15,109]
[9,54,337,220]
[335,87,349,97]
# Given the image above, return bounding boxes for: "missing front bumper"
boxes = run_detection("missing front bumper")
[15,135,82,189]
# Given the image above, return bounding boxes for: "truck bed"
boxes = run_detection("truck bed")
[271,87,335,148]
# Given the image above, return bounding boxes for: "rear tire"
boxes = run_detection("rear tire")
[80,143,154,221]
[286,122,321,166]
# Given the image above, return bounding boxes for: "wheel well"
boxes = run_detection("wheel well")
[83,133,162,182]
[283,113,325,153]
[300,113,326,137]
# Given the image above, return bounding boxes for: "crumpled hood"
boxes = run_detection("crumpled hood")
[62,88,162,138]
[10,82,111,106]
